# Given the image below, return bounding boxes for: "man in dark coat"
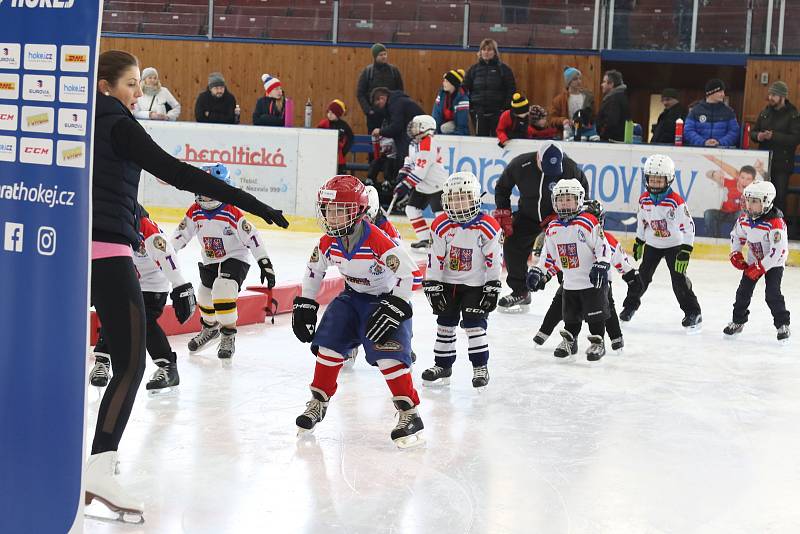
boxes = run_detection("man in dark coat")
[195,72,238,124]
[750,81,800,213]
[356,43,404,135]
[650,88,687,144]
[371,88,424,162]
[596,69,630,142]
[492,143,589,311]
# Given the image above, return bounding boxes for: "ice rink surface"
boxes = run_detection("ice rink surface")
[85,227,800,534]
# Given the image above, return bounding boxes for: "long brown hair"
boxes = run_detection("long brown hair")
[97,50,139,87]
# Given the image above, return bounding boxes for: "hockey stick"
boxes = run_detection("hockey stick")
[386,193,400,216]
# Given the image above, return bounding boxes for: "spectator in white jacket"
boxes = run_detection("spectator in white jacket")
[134,67,181,121]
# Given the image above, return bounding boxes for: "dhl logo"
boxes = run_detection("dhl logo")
[65,54,87,63]
[62,146,83,160]
[26,113,49,127]
[0,82,15,91]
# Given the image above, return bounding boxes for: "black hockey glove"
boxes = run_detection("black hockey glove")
[674,244,692,274]
[292,296,319,343]
[621,269,643,293]
[479,280,503,312]
[525,267,547,292]
[422,280,450,314]
[632,238,645,261]
[170,282,196,324]
[253,202,290,229]
[258,257,276,288]
[589,261,611,289]
[365,294,413,344]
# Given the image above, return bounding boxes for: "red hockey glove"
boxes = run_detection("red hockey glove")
[744,261,766,281]
[729,251,747,271]
[492,208,513,237]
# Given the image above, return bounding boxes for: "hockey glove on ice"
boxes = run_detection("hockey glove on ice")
[744,261,766,281]
[292,296,319,343]
[170,283,196,324]
[526,267,546,292]
[632,238,645,261]
[258,257,276,288]
[674,245,693,274]
[478,280,503,312]
[365,294,412,344]
[422,280,450,314]
[729,251,747,271]
[589,261,611,289]
[491,208,514,237]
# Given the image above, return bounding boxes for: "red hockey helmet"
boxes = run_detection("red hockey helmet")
[316,175,369,237]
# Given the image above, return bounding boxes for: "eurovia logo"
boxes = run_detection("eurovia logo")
[57,108,86,136]
[23,44,57,71]
[0,73,19,99]
[59,76,88,104]
[0,44,21,70]
[22,74,55,102]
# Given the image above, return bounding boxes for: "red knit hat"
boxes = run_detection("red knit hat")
[328,99,346,118]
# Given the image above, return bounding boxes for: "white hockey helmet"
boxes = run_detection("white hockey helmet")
[643,154,675,195]
[407,114,437,143]
[742,180,776,219]
[551,178,585,221]
[364,185,380,221]
[442,171,482,223]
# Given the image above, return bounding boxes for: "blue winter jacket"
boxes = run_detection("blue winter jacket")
[431,87,470,135]
[683,100,740,147]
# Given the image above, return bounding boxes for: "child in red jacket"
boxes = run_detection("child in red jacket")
[317,99,354,174]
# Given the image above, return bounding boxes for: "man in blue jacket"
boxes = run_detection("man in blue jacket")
[684,79,740,148]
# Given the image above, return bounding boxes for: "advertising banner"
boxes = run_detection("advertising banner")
[0,1,102,533]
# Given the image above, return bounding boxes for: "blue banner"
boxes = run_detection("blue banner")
[0,1,101,532]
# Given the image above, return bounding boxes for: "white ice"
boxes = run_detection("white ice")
[85,227,800,534]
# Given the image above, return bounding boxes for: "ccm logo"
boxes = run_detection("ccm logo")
[0,113,15,120]
[24,146,49,155]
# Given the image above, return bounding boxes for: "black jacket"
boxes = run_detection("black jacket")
[650,104,687,144]
[597,85,630,142]
[253,96,286,126]
[379,90,424,160]
[750,100,800,174]
[495,152,589,223]
[463,57,516,114]
[356,62,404,116]
[194,89,237,124]
[93,93,271,246]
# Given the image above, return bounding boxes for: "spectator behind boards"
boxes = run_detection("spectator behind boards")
[134,67,180,121]
[432,68,470,135]
[253,74,294,127]
[683,79,739,148]
[195,71,238,124]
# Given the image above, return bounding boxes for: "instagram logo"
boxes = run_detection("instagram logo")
[37,226,56,256]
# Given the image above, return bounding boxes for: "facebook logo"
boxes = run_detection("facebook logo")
[4,222,24,252]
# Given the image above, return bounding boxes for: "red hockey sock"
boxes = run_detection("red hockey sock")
[381,363,420,405]
[310,350,344,398]
[409,217,429,241]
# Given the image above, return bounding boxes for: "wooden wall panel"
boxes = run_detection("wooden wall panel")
[100,37,600,133]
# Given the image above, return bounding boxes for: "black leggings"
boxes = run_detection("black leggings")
[91,256,146,454]
[96,291,174,364]
[539,283,622,340]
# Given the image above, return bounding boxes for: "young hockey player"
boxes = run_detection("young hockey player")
[393,114,447,249]
[724,180,790,342]
[171,163,276,359]
[619,154,702,331]
[526,179,612,360]
[365,185,401,241]
[90,212,197,391]
[421,172,502,388]
[291,175,424,448]
[531,199,642,352]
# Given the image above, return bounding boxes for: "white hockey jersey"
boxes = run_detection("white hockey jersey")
[730,213,788,270]
[605,231,635,276]
[537,212,611,290]
[302,221,422,302]
[427,212,503,286]
[171,203,269,266]
[133,216,186,293]
[400,135,448,195]
[636,190,695,249]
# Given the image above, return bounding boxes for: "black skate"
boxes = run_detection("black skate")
[497,292,531,314]
[723,322,744,337]
[619,307,636,322]
[533,331,549,346]
[777,325,790,344]
[682,313,702,333]
[472,365,489,389]
[217,329,236,359]
[146,362,179,392]
[188,323,219,352]
[410,350,417,364]
[554,330,578,358]
[611,337,624,351]
[90,354,111,388]
[586,335,606,361]
[391,396,424,449]
[410,238,432,251]
[421,365,452,386]
[296,387,329,435]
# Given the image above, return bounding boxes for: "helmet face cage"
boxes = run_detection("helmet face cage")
[552,185,585,221]
[196,163,232,210]
[407,115,436,143]
[442,173,482,223]
[743,183,775,219]
[645,173,673,195]
[583,199,605,225]
[316,200,366,237]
